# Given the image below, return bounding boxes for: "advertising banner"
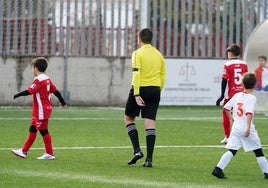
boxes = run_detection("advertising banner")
[160,58,225,106]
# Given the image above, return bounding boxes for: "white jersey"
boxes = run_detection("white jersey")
[223,91,256,131]
[223,91,261,152]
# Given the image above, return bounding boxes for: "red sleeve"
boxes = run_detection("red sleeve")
[27,80,41,94]
[49,81,58,93]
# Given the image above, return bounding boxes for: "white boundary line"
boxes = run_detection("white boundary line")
[0,117,268,120]
[1,169,212,188]
[0,117,222,120]
[2,145,268,151]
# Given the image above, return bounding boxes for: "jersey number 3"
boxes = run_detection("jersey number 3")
[237,102,244,117]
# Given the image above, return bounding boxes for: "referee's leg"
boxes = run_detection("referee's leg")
[124,89,143,165]
[144,118,156,167]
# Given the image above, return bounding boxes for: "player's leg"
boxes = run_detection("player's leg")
[36,119,55,160]
[22,125,37,152]
[212,132,241,179]
[242,129,268,178]
[253,148,268,179]
[212,149,237,179]
[40,129,53,154]
[217,149,237,170]
[222,110,230,137]
[125,88,143,165]
[12,124,37,158]
[36,128,55,160]
[220,99,231,144]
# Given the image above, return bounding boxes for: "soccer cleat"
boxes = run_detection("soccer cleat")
[264,173,268,179]
[127,151,144,165]
[12,149,27,158]
[37,153,55,160]
[220,137,228,145]
[143,159,152,167]
[212,167,226,179]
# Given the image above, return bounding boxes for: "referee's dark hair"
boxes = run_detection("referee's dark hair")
[139,28,153,44]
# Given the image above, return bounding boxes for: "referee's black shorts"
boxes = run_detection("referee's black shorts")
[125,86,161,120]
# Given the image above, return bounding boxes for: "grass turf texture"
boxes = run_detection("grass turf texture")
[1,106,268,188]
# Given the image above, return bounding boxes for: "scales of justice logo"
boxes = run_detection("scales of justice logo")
[179,62,196,81]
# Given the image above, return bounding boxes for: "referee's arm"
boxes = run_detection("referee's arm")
[131,52,141,96]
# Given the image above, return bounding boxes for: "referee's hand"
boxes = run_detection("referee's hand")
[135,96,145,106]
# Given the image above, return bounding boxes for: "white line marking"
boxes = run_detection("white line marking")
[2,145,268,151]
[0,117,222,121]
[1,169,193,188]
[0,117,267,121]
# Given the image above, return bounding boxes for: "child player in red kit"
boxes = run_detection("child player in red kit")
[216,44,248,145]
[12,57,67,160]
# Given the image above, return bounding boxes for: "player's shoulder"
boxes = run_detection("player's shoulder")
[34,74,50,82]
[232,91,242,98]
[225,59,247,66]
[238,92,256,100]
[246,93,257,104]
[249,93,257,100]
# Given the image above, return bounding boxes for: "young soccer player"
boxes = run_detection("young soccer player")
[12,57,67,160]
[254,55,267,90]
[216,44,248,144]
[124,28,166,167]
[212,73,268,179]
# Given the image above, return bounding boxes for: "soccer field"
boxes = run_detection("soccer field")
[1,106,268,188]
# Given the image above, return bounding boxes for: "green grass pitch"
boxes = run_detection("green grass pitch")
[1,106,268,188]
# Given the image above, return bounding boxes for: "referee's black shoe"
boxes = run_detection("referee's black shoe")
[212,167,226,179]
[128,151,144,165]
[143,159,152,167]
[264,173,268,179]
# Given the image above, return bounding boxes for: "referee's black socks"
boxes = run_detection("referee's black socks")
[146,129,156,161]
[126,123,141,154]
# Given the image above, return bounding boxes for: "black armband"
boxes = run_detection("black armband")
[132,68,139,71]
[13,90,31,99]
[53,91,67,106]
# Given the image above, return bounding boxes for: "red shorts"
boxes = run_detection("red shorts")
[31,119,49,130]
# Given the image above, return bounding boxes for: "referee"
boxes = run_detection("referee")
[124,28,166,167]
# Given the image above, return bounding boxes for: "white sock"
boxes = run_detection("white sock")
[257,156,268,173]
[217,150,234,170]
